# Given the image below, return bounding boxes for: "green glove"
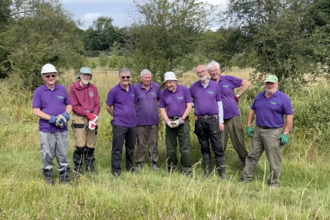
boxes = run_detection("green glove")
[246,127,254,137]
[280,134,289,145]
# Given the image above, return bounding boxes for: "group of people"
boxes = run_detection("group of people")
[32,60,292,187]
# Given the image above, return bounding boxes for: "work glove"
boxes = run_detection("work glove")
[280,134,289,145]
[62,112,70,122]
[165,119,179,128]
[178,117,184,124]
[87,113,97,121]
[49,115,56,124]
[55,114,67,128]
[234,95,240,103]
[246,126,254,137]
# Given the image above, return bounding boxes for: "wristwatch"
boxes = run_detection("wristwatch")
[283,132,288,135]
[236,94,240,98]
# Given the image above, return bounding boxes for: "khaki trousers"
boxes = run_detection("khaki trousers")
[221,115,248,159]
[136,125,159,163]
[71,113,97,148]
[242,126,283,184]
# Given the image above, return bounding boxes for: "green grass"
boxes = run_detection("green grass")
[0,67,330,219]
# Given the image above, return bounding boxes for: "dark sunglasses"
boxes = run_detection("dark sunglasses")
[121,76,130,79]
[45,75,56,78]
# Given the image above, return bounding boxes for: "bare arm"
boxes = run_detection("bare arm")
[160,108,169,121]
[33,108,51,120]
[283,114,293,134]
[65,105,72,114]
[105,104,114,116]
[246,109,256,127]
[237,80,251,96]
[181,103,192,120]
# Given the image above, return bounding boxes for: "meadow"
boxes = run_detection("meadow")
[0,65,329,219]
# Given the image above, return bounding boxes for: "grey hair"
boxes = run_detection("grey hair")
[206,60,220,70]
[140,69,152,78]
[119,67,131,76]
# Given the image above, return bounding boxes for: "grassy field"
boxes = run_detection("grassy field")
[0,65,329,219]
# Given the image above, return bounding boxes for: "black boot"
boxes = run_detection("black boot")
[59,168,71,184]
[202,154,212,178]
[73,146,85,178]
[215,156,227,180]
[43,169,53,185]
[85,147,95,173]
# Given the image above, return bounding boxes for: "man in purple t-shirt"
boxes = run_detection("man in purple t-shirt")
[159,71,192,174]
[105,68,137,177]
[241,75,293,187]
[190,65,227,179]
[134,69,161,171]
[32,63,72,185]
[208,60,251,169]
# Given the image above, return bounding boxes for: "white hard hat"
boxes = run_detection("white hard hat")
[164,71,178,83]
[41,63,57,75]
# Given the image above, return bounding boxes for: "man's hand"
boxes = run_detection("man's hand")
[62,112,70,121]
[246,127,254,137]
[234,95,240,103]
[87,113,97,121]
[49,115,56,124]
[219,123,224,131]
[179,117,184,124]
[55,114,67,128]
[280,134,289,145]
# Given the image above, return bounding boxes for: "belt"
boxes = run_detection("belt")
[197,115,218,120]
[169,116,189,120]
[258,126,272,129]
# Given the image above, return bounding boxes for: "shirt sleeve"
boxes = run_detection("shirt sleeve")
[217,101,224,123]
[106,88,115,106]
[159,90,166,108]
[228,75,243,88]
[184,86,192,103]
[283,97,293,115]
[93,86,101,116]
[32,89,41,109]
[156,84,161,100]
[215,83,222,102]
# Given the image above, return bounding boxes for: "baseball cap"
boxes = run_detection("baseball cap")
[264,75,278,83]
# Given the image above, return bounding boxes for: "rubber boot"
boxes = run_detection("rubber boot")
[43,169,53,185]
[215,156,227,180]
[59,168,71,185]
[202,154,212,178]
[85,147,95,173]
[73,146,84,179]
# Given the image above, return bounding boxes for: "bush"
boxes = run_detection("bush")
[98,52,109,67]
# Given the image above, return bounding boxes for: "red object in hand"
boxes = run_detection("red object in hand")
[234,96,240,103]
[87,113,97,121]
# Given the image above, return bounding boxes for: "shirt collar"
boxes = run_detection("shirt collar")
[43,84,58,91]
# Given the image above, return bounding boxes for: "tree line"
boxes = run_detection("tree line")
[1,0,329,89]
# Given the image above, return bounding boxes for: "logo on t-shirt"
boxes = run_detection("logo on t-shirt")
[57,96,64,99]
[89,92,94,97]
[130,94,135,97]
[177,96,184,100]
[270,102,277,105]
[222,85,229,88]
[150,92,157,96]
[207,91,214,94]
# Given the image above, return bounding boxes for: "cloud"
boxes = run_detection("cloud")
[62,0,132,2]
[80,13,101,29]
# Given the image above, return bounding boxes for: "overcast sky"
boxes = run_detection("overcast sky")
[61,0,229,29]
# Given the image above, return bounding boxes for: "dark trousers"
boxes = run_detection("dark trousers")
[194,118,224,157]
[111,124,136,172]
[136,125,159,163]
[165,118,191,172]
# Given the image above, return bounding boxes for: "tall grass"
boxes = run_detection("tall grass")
[0,67,330,219]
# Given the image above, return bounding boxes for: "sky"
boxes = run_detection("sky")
[61,0,229,29]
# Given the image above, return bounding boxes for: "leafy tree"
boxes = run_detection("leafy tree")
[125,0,216,83]
[2,0,85,89]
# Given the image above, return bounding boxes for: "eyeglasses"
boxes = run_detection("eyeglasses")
[121,76,130,79]
[45,75,56,78]
[197,70,206,74]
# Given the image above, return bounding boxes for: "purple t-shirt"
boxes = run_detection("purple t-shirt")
[134,82,161,126]
[32,84,71,132]
[218,75,243,119]
[251,90,293,128]
[189,80,221,116]
[159,84,192,118]
[106,83,137,127]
